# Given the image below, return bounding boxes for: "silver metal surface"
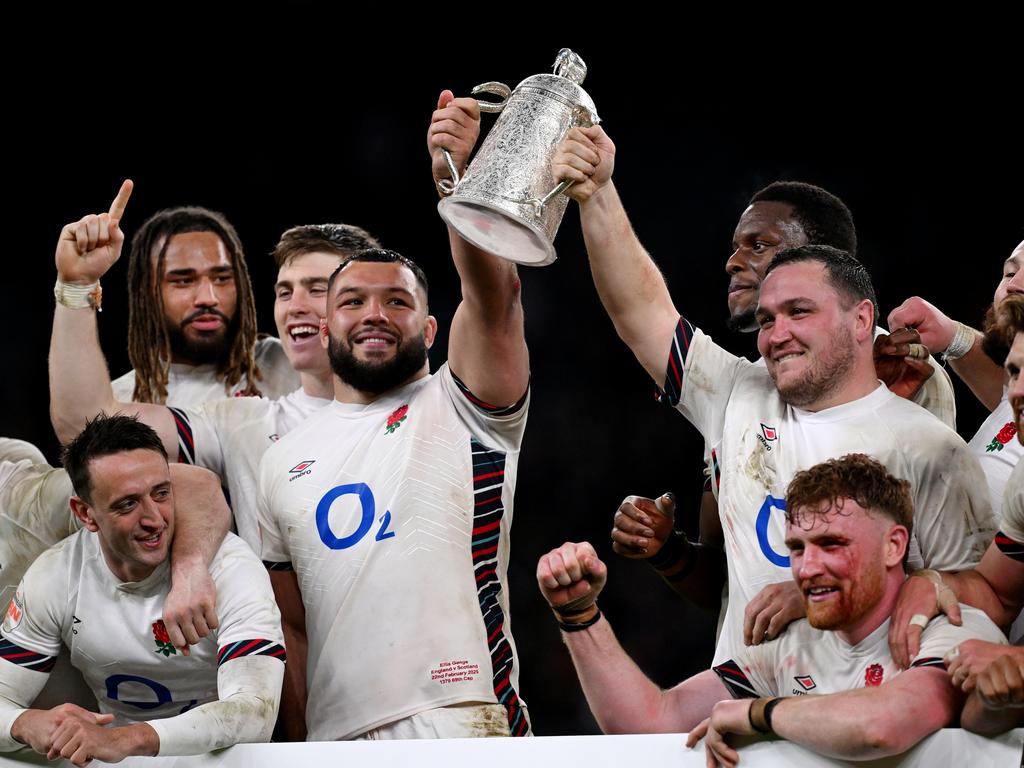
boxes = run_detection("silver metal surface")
[437,49,599,266]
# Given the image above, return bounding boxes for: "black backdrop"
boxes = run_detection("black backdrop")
[4,32,1021,734]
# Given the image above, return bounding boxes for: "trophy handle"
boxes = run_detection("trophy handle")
[438,82,512,196]
[525,105,599,214]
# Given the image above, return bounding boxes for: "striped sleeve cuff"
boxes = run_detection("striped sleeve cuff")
[994,531,1024,562]
[167,407,195,465]
[657,317,696,407]
[218,639,286,666]
[0,636,57,673]
[712,659,759,699]
[451,372,529,417]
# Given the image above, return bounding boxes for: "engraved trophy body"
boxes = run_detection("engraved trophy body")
[437,49,599,267]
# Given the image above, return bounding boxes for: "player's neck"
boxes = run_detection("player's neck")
[803,361,881,413]
[300,370,335,400]
[332,366,430,405]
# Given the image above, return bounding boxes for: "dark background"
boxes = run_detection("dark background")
[4,31,1021,735]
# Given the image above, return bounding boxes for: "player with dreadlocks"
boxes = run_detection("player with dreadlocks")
[112,201,299,406]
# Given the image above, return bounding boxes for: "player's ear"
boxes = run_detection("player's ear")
[884,524,909,568]
[424,315,438,349]
[70,496,99,532]
[320,318,329,349]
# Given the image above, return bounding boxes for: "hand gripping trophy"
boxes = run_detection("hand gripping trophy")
[437,48,599,267]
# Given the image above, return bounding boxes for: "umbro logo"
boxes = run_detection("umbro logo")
[288,460,315,482]
[756,423,778,451]
[794,675,816,691]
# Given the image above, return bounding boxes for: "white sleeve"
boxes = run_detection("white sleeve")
[439,363,529,454]
[667,324,750,444]
[256,458,289,566]
[712,638,782,699]
[0,551,68,751]
[910,358,957,429]
[906,437,997,572]
[911,608,1008,669]
[0,440,46,466]
[998,460,1024,544]
[148,655,283,755]
[110,370,137,403]
[0,661,49,751]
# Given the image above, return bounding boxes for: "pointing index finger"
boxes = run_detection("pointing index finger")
[108,179,134,222]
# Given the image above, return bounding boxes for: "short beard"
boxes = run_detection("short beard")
[771,324,856,408]
[726,308,758,333]
[980,303,1010,365]
[166,312,235,366]
[328,333,428,395]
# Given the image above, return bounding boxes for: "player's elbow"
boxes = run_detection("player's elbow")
[858,712,945,758]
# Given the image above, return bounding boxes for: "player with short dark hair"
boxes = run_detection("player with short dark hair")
[0,415,284,765]
[550,128,993,666]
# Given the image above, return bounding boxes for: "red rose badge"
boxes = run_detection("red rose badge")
[152,620,177,657]
[385,404,409,435]
[864,663,884,687]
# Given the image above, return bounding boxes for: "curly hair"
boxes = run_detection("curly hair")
[126,206,261,404]
[785,454,913,540]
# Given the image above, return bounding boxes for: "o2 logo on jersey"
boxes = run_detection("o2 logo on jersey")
[105,674,196,714]
[755,495,790,567]
[316,483,396,550]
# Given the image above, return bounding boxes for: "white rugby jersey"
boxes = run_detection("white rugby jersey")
[258,363,530,741]
[113,336,300,406]
[994,460,1024,559]
[661,320,996,665]
[713,606,1007,699]
[0,461,76,606]
[0,439,46,466]
[0,532,284,749]
[170,387,330,549]
[968,393,1022,521]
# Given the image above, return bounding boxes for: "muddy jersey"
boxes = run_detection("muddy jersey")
[258,363,530,741]
[995,460,1024,558]
[0,531,284,747]
[171,387,330,550]
[0,461,76,608]
[713,606,1006,698]
[113,336,300,406]
[968,393,1022,521]
[661,320,996,665]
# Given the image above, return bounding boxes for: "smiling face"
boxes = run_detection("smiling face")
[158,231,238,365]
[71,449,175,583]
[273,251,343,376]
[322,259,436,396]
[786,499,905,637]
[726,201,808,332]
[756,261,871,410]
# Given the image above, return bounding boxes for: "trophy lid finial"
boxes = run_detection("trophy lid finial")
[552,48,587,84]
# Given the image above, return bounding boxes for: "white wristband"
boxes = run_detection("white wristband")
[942,321,975,362]
[54,278,102,311]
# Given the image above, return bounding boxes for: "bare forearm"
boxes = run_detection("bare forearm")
[948,334,1005,411]
[946,569,1020,628]
[961,694,1024,735]
[563,615,695,733]
[447,228,529,406]
[771,678,955,759]
[49,304,119,443]
[578,183,679,381]
[169,465,230,572]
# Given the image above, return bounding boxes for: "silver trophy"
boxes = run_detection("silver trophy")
[437,49,600,267]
